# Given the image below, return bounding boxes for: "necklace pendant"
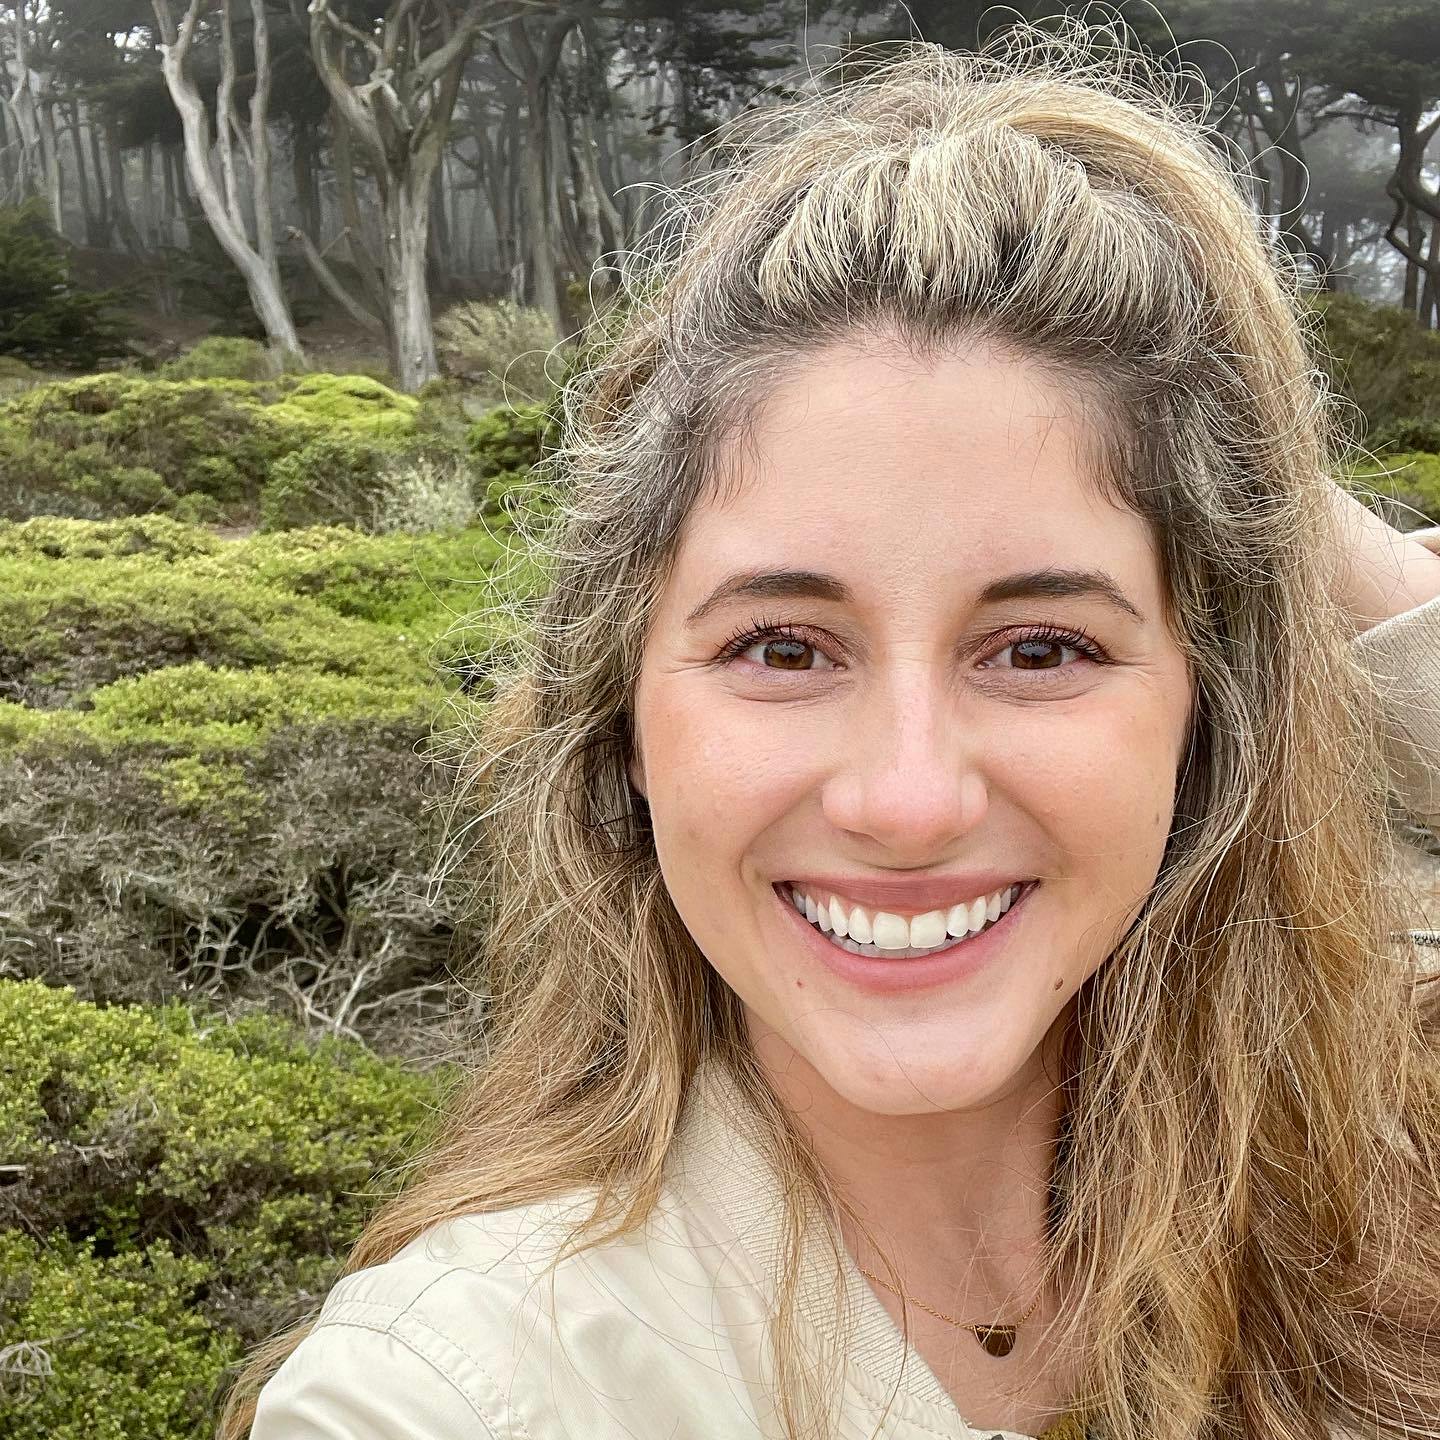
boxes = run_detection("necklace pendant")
[975,1325,1017,1357]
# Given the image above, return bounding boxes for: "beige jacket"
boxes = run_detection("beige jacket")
[252,534,1440,1440]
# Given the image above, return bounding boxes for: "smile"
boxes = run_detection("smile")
[780,881,1028,959]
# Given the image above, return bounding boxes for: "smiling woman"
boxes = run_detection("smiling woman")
[226,23,1440,1440]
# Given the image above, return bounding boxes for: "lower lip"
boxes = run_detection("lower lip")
[773,881,1037,994]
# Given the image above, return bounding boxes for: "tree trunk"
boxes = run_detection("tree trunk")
[105,127,145,256]
[153,0,302,361]
[384,174,439,390]
[87,118,110,243]
[67,101,97,245]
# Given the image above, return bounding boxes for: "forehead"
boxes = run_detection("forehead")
[677,340,1162,610]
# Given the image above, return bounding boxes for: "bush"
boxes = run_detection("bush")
[0,1231,241,1440]
[0,979,450,1438]
[1344,451,1440,532]
[0,201,130,370]
[1312,293,1440,437]
[1369,417,1440,455]
[466,401,560,517]
[434,298,560,403]
[0,555,433,708]
[0,375,301,523]
[0,372,438,527]
[158,336,279,383]
[259,432,408,532]
[0,518,502,1038]
[268,374,418,438]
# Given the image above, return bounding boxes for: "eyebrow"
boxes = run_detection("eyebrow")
[683,565,1147,627]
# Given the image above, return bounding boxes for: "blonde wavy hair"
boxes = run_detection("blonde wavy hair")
[219,21,1440,1440]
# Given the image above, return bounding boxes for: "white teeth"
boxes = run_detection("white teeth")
[871,911,909,950]
[788,882,1026,957]
[908,908,948,948]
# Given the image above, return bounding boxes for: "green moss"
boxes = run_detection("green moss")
[268,373,418,437]
[1343,451,1440,531]
[0,554,435,707]
[0,979,451,1436]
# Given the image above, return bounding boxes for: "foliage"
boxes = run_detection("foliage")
[466,401,560,516]
[1312,293,1440,437]
[0,1231,241,1440]
[158,336,280,383]
[434,298,561,404]
[0,201,130,370]
[0,518,503,1041]
[0,372,443,529]
[267,374,419,438]
[1344,451,1440,532]
[1369,417,1440,455]
[0,980,451,1438]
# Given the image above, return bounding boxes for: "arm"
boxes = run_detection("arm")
[1340,513,1440,832]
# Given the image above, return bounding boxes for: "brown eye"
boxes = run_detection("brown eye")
[1010,639,1065,670]
[758,638,814,669]
[725,627,839,672]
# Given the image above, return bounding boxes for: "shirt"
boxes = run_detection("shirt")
[253,537,1440,1440]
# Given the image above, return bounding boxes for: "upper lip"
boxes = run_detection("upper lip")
[779,871,1035,914]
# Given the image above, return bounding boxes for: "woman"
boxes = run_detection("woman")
[227,30,1440,1440]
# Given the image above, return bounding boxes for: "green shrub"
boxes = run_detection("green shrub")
[0,557,433,708]
[466,401,562,519]
[0,514,223,562]
[0,372,439,527]
[434,298,560,404]
[159,336,278,383]
[1344,451,1440,532]
[258,431,406,532]
[268,373,418,438]
[0,201,130,370]
[1369,417,1440,455]
[1312,293,1440,436]
[0,1231,241,1440]
[0,518,504,1033]
[0,979,450,1437]
[0,375,300,523]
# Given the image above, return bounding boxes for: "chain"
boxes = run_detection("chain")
[857,1265,1042,1334]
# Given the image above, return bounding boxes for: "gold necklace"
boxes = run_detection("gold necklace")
[857,1265,1042,1357]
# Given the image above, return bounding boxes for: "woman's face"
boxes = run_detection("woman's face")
[629,340,1193,1115]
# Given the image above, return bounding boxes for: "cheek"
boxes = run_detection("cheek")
[1000,689,1183,867]
[638,681,824,866]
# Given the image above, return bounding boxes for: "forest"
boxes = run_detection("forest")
[1,3,1439,1438]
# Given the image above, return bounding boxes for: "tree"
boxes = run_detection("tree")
[300,0,519,391]
[1304,2,1440,325]
[0,198,128,366]
[150,0,303,361]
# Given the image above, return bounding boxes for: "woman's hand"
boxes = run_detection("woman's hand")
[1325,480,1440,636]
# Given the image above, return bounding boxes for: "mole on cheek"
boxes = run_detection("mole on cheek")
[1053,978,1064,991]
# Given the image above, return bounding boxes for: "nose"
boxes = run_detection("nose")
[820,660,990,861]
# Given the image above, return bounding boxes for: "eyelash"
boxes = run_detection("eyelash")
[714,614,1110,673]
